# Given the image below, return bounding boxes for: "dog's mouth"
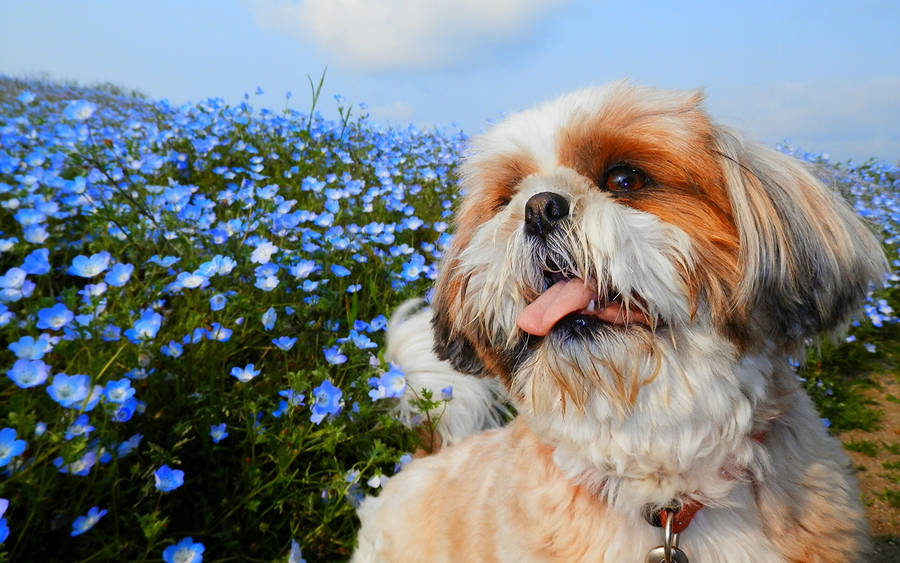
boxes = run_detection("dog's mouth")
[517,266,653,337]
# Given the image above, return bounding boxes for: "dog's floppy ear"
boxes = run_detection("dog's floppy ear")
[717,129,887,343]
[430,255,490,377]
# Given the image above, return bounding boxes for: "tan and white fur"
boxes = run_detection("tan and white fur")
[353,82,886,562]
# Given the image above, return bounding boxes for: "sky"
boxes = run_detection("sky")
[1,0,898,162]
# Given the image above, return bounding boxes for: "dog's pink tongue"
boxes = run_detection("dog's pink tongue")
[516,279,594,336]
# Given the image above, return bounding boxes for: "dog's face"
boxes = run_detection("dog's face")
[432,82,885,419]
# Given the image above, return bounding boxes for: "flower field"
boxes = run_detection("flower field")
[0,76,898,561]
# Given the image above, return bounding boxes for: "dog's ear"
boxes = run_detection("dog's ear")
[717,130,887,343]
[430,255,490,377]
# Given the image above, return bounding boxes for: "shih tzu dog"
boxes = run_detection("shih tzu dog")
[353,82,886,562]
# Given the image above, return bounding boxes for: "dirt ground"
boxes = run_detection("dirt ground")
[838,373,900,561]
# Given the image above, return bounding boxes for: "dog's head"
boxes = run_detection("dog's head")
[432,82,885,417]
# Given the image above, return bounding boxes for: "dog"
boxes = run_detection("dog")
[353,82,886,562]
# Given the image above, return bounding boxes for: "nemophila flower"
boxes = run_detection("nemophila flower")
[37,303,74,330]
[255,274,279,291]
[441,385,453,401]
[160,339,183,358]
[148,254,180,268]
[230,363,260,383]
[279,389,304,406]
[124,309,163,343]
[290,259,318,279]
[209,423,228,444]
[54,451,97,476]
[0,304,12,327]
[9,333,54,360]
[101,324,121,342]
[17,90,35,104]
[79,282,108,303]
[288,539,305,563]
[310,379,343,424]
[70,506,106,537]
[154,464,185,492]
[68,251,111,277]
[0,498,8,544]
[209,293,227,311]
[117,433,143,458]
[47,373,91,409]
[272,336,297,350]
[251,240,278,264]
[345,330,376,350]
[103,378,135,404]
[864,342,876,353]
[104,262,134,287]
[323,345,347,365]
[347,284,361,293]
[24,225,49,244]
[197,254,236,277]
[7,359,50,388]
[262,306,276,330]
[175,270,208,290]
[22,248,50,275]
[207,323,232,342]
[163,537,204,563]
[368,364,406,401]
[0,267,35,302]
[331,264,351,278]
[65,414,95,440]
[63,100,97,121]
[0,428,27,467]
[112,397,139,423]
[34,421,47,436]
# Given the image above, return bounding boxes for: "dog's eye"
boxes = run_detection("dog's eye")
[603,165,647,193]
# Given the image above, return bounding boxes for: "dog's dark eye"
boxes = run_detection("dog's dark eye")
[603,166,647,193]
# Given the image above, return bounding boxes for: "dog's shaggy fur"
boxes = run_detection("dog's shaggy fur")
[353,82,886,562]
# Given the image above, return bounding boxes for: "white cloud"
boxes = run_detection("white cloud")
[247,0,565,70]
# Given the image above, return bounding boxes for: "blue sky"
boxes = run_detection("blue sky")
[1,0,898,162]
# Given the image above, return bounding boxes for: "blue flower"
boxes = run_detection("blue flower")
[368,364,406,401]
[0,498,8,544]
[116,433,143,457]
[21,248,50,275]
[323,345,347,365]
[230,363,260,383]
[70,506,107,537]
[7,359,51,388]
[112,397,139,423]
[272,336,297,351]
[9,334,54,360]
[331,264,351,278]
[154,464,185,492]
[206,323,232,342]
[310,379,343,424]
[104,263,134,287]
[250,240,278,264]
[47,373,92,408]
[64,414,95,440]
[209,293,227,311]
[279,389,304,406]
[148,255,180,268]
[163,537,204,563]
[160,340,183,358]
[0,428,27,467]
[0,267,35,303]
[288,539,306,563]
[209,423,228,444]
[262,306,276,330]
[103,378,135,404]
[124,309,163,343]
[255,274,279,291]
[36,303,74,330]
[63,100,97,121]
[54,451,97,476]
[289,259,318,279]
[68,251,111,277]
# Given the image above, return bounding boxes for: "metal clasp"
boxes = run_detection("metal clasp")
[645,509,689,563]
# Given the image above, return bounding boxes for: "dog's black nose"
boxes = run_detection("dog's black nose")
[524,192,569,237]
